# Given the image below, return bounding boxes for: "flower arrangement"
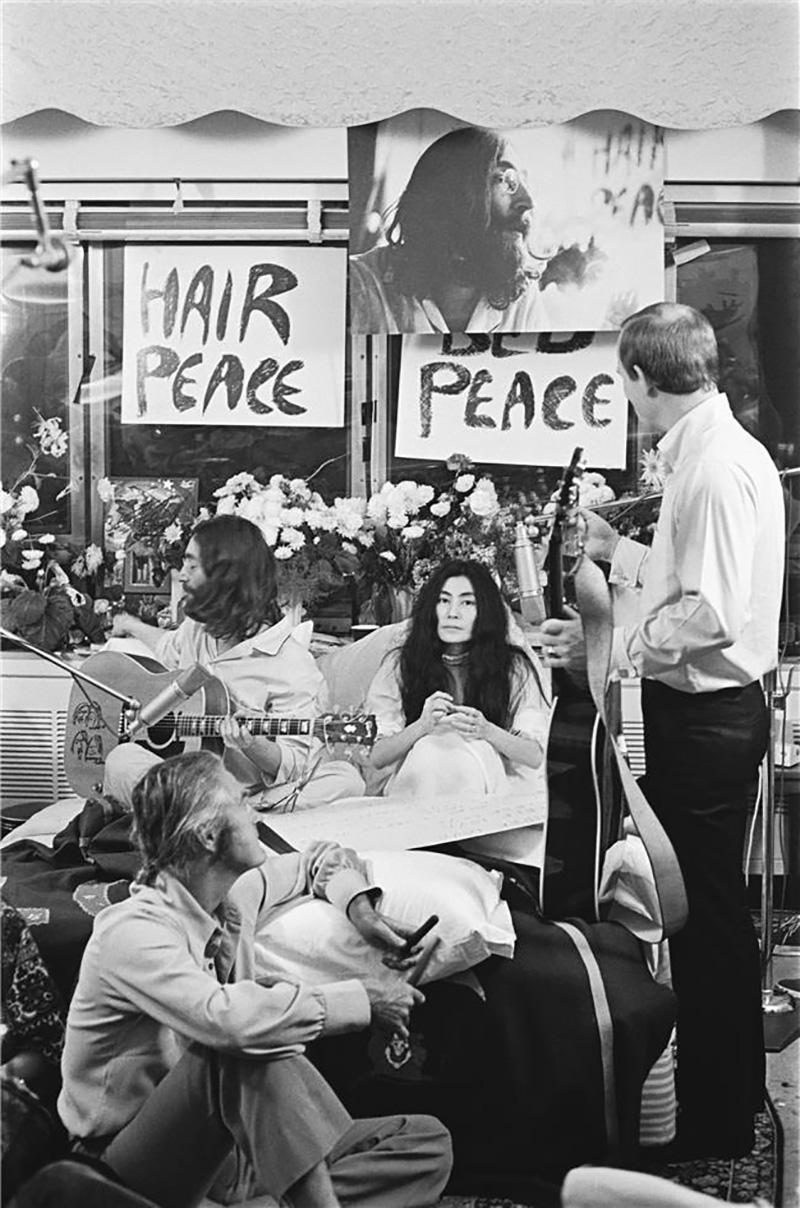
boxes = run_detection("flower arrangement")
[213,472,364,612]
[1,413,69,580]
[1,414,110,651]
[356,459,536,621]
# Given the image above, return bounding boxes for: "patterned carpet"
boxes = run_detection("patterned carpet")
[440,1101,781,1206]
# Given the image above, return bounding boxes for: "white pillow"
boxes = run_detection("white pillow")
[254,850,515,988]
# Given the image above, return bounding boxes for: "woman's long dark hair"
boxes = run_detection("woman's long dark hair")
[184,515,280,643]
[399,559,530,728]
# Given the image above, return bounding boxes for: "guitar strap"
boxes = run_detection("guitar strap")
[573,557,688,940]
[553,920,620,1153]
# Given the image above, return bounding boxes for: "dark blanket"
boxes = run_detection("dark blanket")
[0,800,135,1001]
[311,896,676,1200]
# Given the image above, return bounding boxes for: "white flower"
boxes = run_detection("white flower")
[280,527,306,551]
[454,473,475,493]
[342,541,357,555]
[163,521,184,544]
[430,500,452,518]
[402,524,425,540]
[467,478,500,518]
[379,551,397,562]
[162,480,173,492]
[258,524,279,547]
[34,415,68,458]
[578,472,615,507]
[280,506,305,529]
[21,549,44,569]
[356,532,375,548]
[97,477,115,504]
[214,472,258,498]
[93,598,111,615]
[80,543,101,571]
[387,510,409,531]
[115,548,127,562]
[37,533,56,545]
[196,507,211,523]
[0,489,15,515]
[273,546,294,560]
[214,495,236,516]
[17,486,39,516]
[639,448,666,491]
[11,528,28,541]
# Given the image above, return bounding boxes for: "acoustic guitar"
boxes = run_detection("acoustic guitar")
[64,650,378,799]
[540,448,620,922]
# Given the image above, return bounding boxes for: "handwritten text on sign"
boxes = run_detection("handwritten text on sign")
[396,331,627,468]
[121,246,346,426]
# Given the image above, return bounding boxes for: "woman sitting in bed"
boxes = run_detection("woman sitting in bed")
[365,559,549,879]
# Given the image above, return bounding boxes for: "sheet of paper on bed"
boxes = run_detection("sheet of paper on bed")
[265,780,547,852]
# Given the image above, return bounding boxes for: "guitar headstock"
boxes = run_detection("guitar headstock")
[316,713,379,748]
[553,446,586,531]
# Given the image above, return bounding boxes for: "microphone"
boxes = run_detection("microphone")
[514,521,547,625]
[128,664,213,738]
[21,236,72,273]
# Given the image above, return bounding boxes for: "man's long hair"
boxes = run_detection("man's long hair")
[398,559,531,729]
[385,127,533,310]
[184,515,279,644]
[618,302,719,395]
[131,751,231,885]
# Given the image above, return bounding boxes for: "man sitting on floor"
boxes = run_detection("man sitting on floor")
[58,750,453,1208]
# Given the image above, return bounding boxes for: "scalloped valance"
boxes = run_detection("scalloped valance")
[2,0,798,131]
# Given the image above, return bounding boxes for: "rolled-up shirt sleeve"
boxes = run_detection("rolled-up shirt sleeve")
[611,463,757,678]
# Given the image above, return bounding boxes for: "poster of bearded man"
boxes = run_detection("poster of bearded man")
[348,110,664,335]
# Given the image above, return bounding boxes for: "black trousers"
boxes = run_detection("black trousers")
[641,678,768,1150]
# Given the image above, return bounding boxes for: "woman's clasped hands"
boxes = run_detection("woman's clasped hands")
[420,691,489,741]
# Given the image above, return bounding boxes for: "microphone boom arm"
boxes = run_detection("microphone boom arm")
[0,627,141,716]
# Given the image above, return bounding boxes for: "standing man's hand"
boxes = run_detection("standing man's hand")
[539,606,586,673]
[579,510,621,563]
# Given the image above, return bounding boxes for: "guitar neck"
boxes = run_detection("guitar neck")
[171,715,316,739]
[548,526,565,619]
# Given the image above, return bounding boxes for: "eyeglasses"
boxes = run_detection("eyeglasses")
[493,166,523,196]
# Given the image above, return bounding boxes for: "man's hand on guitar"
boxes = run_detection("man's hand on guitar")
[579,510,621,563]
[217,714,258,752]
[540,606,587,673]
[218,715,282,779]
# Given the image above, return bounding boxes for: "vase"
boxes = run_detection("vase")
[371,583,415,627]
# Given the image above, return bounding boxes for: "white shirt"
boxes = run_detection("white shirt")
[59,852,373,1138]
[609,393,784,693]
[155,615,325,787]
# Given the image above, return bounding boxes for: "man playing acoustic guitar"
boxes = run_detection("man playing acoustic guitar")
[106,514,365,809]
[540,303,784,1161]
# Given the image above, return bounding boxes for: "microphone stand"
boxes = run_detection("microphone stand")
[0,627,141,728]
[760,667,795,1030]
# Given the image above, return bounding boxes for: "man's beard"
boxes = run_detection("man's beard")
[450,224,531,309]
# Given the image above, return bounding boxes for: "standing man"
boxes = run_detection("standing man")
[349,126,547,334]
[540,302,784,1159]
[59,750,452,1207]
[106,514,364,808]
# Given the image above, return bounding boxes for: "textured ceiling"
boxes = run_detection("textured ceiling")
[2,0,798,130]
